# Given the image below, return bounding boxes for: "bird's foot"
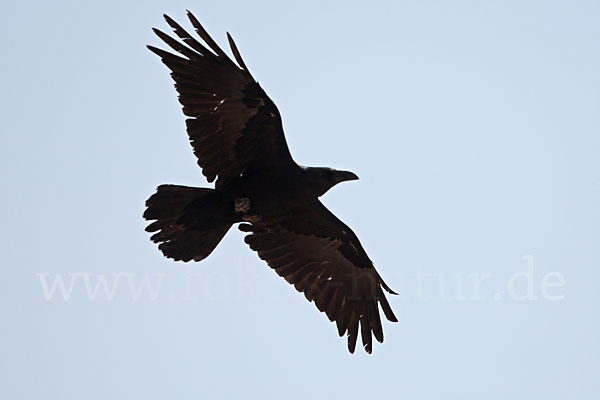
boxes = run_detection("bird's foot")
[234,197,251,213]
[242,213,262,223]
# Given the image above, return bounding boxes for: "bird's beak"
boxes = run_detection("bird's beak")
[337,170,359,183]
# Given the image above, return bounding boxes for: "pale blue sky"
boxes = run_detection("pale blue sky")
[1,0,599,399]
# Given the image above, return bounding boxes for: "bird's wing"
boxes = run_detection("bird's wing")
[239,200,397,354]
[148,12,295,187]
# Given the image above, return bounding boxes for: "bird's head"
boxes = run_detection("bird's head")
[305,167,359,197]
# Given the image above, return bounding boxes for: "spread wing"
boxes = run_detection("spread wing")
[239,201,397,353]
[148,12,295,187]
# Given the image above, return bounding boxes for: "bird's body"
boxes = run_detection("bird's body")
[221,166,359,215]
[222,167,312,216]
[144,11,397,353]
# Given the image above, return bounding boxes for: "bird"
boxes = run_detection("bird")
[143,11,397,354]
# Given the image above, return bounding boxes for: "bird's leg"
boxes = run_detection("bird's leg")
[234,197,261,223]
[234,197,251,213]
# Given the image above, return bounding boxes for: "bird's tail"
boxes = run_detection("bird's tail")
[143,184,236,262]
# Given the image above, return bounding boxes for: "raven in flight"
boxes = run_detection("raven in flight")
[144,12,397,353]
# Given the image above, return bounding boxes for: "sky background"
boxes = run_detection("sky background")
[1,0,599,399]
